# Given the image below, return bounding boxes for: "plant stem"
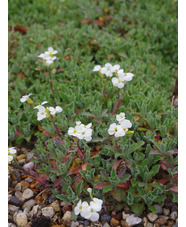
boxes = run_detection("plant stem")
[49,69,56,101]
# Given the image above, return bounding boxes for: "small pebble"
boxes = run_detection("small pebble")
[173,223,178,227]
[153,204,163,215]
[9,196,22,207]
[15,191,25,202]
[103,223,111,227]
[23,207,30,214]
[17,154,26,161]
[101,214,111,223]
[15,183,22,191]
[170,211,177,220]
[50,200,60,212]
[18,159,26,165]
[25,177,33,183]
[163,208,170,216]
[143,217,148,225]
[146,223,153,227]
[48,196,56,204]
[22,189,34,200]
[147,213,158,222]
[23,161,34,171]
[120,220,125,227]
[8,205,19,212]
[22,199,35,209]
[27,152,34,161]
[126,214,142,226]
[83,220,90,227]
[15,213,28,227]
[155,216,169,225]
[122,211,130,220]
[63,211,72,221]
[71,221,79,227]
[110,218,119,226]
[32,205,39,215]
[42,207,54,218]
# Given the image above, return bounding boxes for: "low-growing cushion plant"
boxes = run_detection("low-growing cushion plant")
[8,0,178,219]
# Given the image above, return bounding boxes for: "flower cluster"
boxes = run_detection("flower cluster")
[68,121,93,142]
[34,101,63,121]
[38,47,57,66]
[8,147,17,163]
[108,112,132,137]
[74,197,103,222]
[93,63,134,88]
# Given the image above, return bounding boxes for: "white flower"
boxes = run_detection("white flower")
[112,64,120,73]
[20,93,32,103]
[68,122,93,141]
[48,106,63,115]
[8,155,13,163]
[74,200,89,216]
[8,147,17,164]
[44,47,58,57]
[120,119,132,132]
[90,198,103,212]
[112,76,125,88]
[82,205,100,222]
[118,70,134,82]
[34,101,48,109]
[108,123,125,137]
[8,147,17,155]
[37,106,47,121]
[93,65,101,72]
[116,112,126,123]
[101,63,113,77]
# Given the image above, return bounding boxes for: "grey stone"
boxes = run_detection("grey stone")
[71,221,79,227]
[163,208,170,216]
[8,205,19,212]
[27,152,34,161]
[22,189,34,200]
[41,207,54,218]
[147,213,158,222]
[22,199,35,209]
[9,196,22,206]
[15,183,22,191]
[23,161,34,171]
[63,211,72,221]
[25,177,33,183]
[15,213,28,227]
[173,223,178,227]
[102,223,110,227]
[126,214,142,226]
[146,223,153,227]
[18,159,26,165]
[122,211,130,220]
[170,211,177,220]
[32,205,39,215]
[153,204,163,214]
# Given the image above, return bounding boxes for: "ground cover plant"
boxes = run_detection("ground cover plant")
[8,0,178,225]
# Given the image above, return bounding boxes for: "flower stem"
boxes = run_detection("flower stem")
[49,69,56,101]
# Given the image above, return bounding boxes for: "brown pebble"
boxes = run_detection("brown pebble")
[18,159,26,165]
[17,154,26,160]
[155,216,169,225]
[110,218,119,226]
[120,220,125,227]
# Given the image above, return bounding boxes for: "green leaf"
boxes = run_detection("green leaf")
[148,204,157,213]
[131,203,144,216]
[76,181,84,197]
[128,141,145,155]
[103,185,113,193]
[127,192,134,206]
[56,194,69,202]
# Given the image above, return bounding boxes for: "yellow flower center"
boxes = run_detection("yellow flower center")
[114,128,117,132]
[73,129,77,133]
[79,205,82,210]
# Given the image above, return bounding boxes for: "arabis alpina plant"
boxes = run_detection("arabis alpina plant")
[36,106,49,121]
[116,112,126,123]
[44,47,58,57]
[20,93,32,103]
[8,147,17,164]
[74,200,89,217]
[48,106,63,116]
[68,121,93,142]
